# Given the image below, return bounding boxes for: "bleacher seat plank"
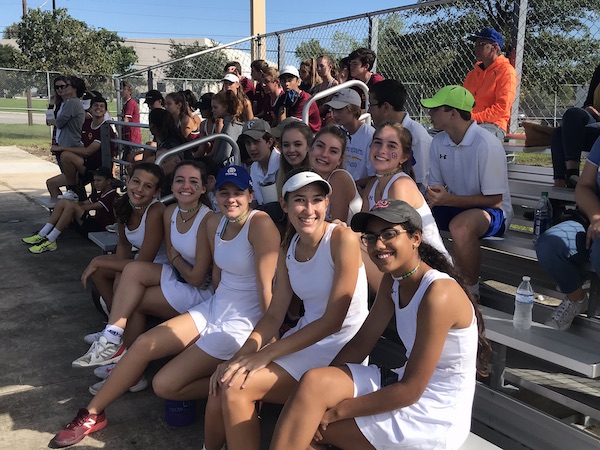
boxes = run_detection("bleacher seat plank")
[88,231,118,253]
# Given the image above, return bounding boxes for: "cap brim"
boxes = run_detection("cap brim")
[242,130,265,140]
[215,179,251,191]
[325,100,350,109]
[351,210,393,233]
[420,98,443,108]
[282,177,332,197]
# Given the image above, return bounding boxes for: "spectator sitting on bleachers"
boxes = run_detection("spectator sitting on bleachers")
[535,136,600,329]
[250,59,269,118]
[369,79,433,189]
[221,73,254,122]
[80,163,167,313]
[164,91,201,142]
[50,165,280,449]
[193,93,222,158]
[270,199,490,450]
[203,168,368,450]
[275,120,312,199]
[551,64,600,187]
[260,67,284,127]
[120,81,143,161]
[275,66,322,133]
[47,96,115,202]
[23,166,119,254]
[309,125,363,223]
[361,123,450,291]
[225,60,255,99]
[299,57,322,94]
[313,54,339,127]
[243,119,280,206]
[463,27,517,140]
[72,161,215,372]
[145,108,186,165]
[144,89,164,111]
[347,47,384,108]
[337,56,351,84]
[210,90,244,167]
[326,88,375,186]
[423,86,512,298]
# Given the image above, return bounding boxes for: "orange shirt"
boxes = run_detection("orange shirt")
[463,55,517,132]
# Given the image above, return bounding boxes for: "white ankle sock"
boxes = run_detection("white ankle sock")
[46,228,62,242]
[102,325,124,344]
[39,223,53,237]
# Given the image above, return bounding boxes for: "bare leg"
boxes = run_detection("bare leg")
[121,285,179,347]
[271,366,373,450]
[46,173,66,198]
[219,362,298,450]
[152,344,222,400]
[87,312,199,415]
[106,261,163,330]
[54,201,85,232]
[91,266,117,310]
[59,151,85,186]
[448,209,491,286]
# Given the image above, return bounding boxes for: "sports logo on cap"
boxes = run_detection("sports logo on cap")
[373,200,391,210]
[226,167,238,176]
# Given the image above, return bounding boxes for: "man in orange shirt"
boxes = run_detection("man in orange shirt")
[463,27,517,140]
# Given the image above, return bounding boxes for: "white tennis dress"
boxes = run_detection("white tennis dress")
[124,199,168,264]
[188,210,263,360]
[160,205,213,313]
[273,223,369,380]
[367,172,450,260]
[348,269,477,449]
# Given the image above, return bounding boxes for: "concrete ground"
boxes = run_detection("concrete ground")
[0,146,205,449]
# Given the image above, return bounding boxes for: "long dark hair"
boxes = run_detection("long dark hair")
[149,108,184,145]
[401,222,492,376]
[172,160,212,209]
[114,163,164,224]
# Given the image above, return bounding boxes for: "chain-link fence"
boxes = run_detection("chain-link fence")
[118,0,600,133]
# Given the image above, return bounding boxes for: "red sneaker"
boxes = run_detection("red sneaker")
[50,408,107,447]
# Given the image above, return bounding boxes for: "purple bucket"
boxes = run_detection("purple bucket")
[164,399,196,427]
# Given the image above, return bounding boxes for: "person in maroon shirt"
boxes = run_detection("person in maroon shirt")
[348,48,385,109]
[261,67,284,127]
[250,59,269,118]
[224,61,255,100]
[120,81,142,162]
[275,66,321,133]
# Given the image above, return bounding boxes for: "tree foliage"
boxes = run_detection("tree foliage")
[165,40,228,81]
[0,44,19,68]
[13,8,137,76]
[295,39,329,61]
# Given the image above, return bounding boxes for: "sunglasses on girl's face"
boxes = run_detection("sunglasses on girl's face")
[55,84,69,90]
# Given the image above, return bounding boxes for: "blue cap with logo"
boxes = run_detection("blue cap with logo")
[468,27,504,48]
[215,165,253,190]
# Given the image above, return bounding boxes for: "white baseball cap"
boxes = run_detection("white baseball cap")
[282,170,332,197]
[222,73,240,83]
[279,65,300,79]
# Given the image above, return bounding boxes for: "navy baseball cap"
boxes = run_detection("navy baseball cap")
[468,27,504,48]
[215,165,252,190]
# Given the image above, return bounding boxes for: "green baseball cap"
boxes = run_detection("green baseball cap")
[421,85,475,112]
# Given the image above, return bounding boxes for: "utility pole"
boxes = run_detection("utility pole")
[250,0,266,61]
[23,0,33,126]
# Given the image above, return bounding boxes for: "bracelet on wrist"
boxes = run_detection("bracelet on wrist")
[172,254,181,264]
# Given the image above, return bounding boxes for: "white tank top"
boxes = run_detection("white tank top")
[124,200,168,264]
[286,223,368,327]
[326,169,363,223]
[170,204,211,265]
[213,210,259,292]
[368,172,450,259]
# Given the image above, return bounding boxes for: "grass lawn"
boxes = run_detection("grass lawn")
[0,97,118,115]
[0,123,51,151]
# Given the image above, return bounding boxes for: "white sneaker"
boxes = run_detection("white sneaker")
[57,189,79,202]
[72,336,126,368]
[545,294,589,331]
[94,363,116,380]
[105,223,118,233]
[83,331,104,345]
[89,375,148,395]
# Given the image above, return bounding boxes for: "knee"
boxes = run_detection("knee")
[152,370,172,399]
[297,368,330,397]
[448,218,478,244]
[121,261,146,280]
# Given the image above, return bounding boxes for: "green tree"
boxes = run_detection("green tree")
[0,44,19,68]
[13,8,137,75]
[2,23,19,39]
[165,40,228,81]
[295,39,329,61]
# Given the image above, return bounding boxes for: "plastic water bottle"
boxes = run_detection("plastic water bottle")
[533,192,552,243]
[513,276,534,330]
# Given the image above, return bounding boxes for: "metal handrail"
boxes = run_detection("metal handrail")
[156,133,239,166]
[302,80,371,126]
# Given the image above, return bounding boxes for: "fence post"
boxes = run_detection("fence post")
[509,0,528,133]
[368,16,380,74]
[147,70,153,91]
[277,34,286,69]
[100,123,112,168]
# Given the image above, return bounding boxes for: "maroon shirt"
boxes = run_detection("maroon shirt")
[89,189,119,229]
[122,98,142,144]
[81,118,116,170]
[275,90,322,133]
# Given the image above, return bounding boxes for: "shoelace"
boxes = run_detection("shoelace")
[553,300,576,322]
[65,411,89,430]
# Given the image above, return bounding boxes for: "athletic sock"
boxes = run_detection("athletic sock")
[46,228,62,243]
[102,325,124,344]
[39,223,53,237]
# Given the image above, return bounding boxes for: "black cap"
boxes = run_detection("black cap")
[351,199,422,233]
[92,166,113,179]
[145,89,163,103]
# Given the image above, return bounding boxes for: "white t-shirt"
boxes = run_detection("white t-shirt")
[427,121,513,227]
[402,113,432,186]
[250,149,281,205]
[343,123,376,181]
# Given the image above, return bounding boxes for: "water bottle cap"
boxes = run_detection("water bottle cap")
[522,276,531,281]
[541,192,548,197]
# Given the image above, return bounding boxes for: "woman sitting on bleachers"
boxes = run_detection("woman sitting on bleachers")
[535,136,600,330]
[80,162,167,314]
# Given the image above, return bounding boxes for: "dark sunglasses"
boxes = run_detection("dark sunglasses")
[55,84,69,90]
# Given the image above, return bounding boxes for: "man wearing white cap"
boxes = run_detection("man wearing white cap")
[326,88,375,184]
[275,66,321,133]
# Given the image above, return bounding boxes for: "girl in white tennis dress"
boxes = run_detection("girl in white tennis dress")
[270,199,491,450]
[203,168,369,450]
[52,165,280,449]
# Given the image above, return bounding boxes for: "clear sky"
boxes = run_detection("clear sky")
[1,0,412,44]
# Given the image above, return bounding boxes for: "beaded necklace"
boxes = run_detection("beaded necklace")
[375,167,402,178]
[228,209,251,224]
[391,261,421,281]
[129,198,149,210]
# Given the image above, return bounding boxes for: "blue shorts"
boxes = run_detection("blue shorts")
[432,206,506,238]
